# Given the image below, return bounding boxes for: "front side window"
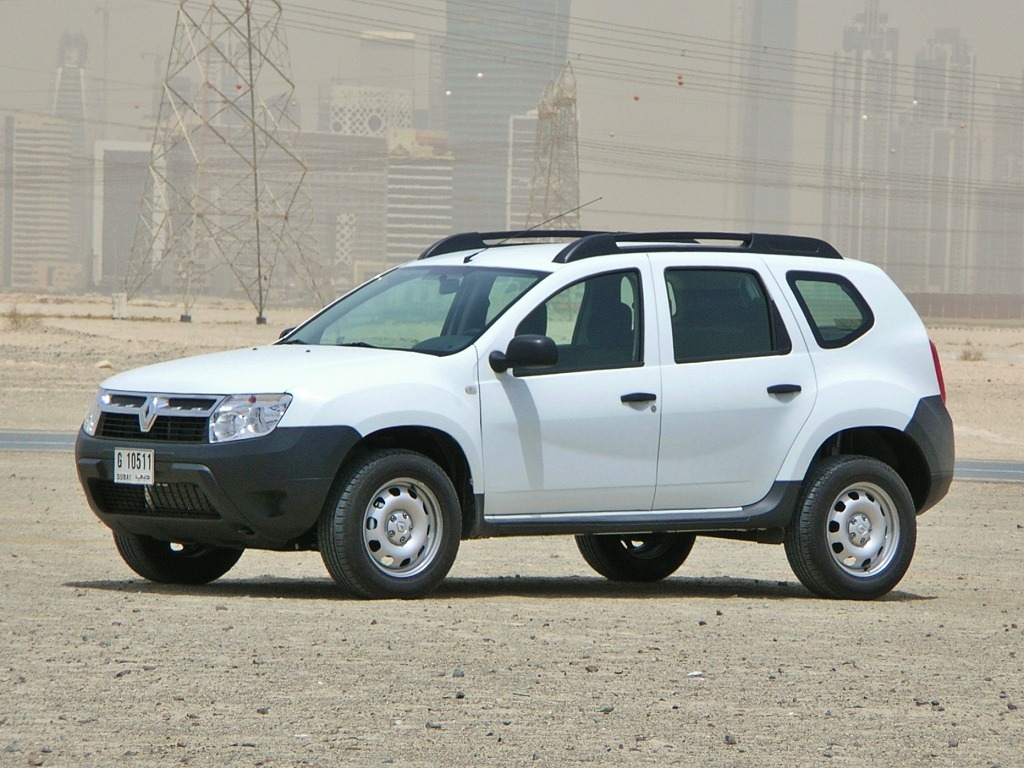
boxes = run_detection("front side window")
[666,268,784,363]
[285,266,544,355]
[787,271,874,348]
[515,270,642,373]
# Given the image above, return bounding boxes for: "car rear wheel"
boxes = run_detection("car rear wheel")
[784,455,916,600]
[318,449,461,599]
[575,532,696,582]
[113,532,243,584]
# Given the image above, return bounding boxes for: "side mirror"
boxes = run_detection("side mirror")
[489,334,558,374]
[278,327,295,340]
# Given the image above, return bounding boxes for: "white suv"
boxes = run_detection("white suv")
[75,231,954,600]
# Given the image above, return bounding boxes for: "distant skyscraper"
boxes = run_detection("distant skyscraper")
[357,30,445,130]
[386,131,454,265]
[1,113,77,290]
[53,32,92,288]
[53,33,89,127]
[737,0,796,229]
[318,84,413,137]
[975,77,1024,296]
[317,34,455,282]
[507,111,539,230]
[360,31,417,94]
[887,29,975,292]
[445,0,571,231]
[823,0,899,268]
[93,142,150,289]
[294,131,388,292]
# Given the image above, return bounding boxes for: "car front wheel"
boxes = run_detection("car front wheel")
[113,532,243,584]
[784,455,916,600]
[575,532,696,582]
[318,449,461,599]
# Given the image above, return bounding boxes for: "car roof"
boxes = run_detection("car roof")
[416,230,844,268]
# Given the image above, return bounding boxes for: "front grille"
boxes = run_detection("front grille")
[107,393,147,408]
[98,413,208,443]
[92,392,221,444]
[90,480,220,520]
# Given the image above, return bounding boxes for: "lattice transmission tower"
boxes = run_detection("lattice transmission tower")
[525,62,581,229]
[125,0,322,322]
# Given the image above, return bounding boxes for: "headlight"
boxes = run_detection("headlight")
[82,390,106,436]
[209,394,292,443]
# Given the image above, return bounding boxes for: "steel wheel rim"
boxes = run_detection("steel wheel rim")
[825,481,900,578]
[361,477,442,578]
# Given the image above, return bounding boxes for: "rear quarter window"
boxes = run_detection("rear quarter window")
[787,271,874,348]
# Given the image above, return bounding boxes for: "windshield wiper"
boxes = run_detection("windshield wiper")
[278,338,308,345]
[335,341,378,348]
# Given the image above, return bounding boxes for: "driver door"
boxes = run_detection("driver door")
[478,263,662,516]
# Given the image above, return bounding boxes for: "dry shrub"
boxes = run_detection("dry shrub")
[959,340,985,362]
[3,305,43,331]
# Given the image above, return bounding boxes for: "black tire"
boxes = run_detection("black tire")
[575,532,696,582]
[784,455,916,600]
[317,449,461,599]
[113,532,243,584]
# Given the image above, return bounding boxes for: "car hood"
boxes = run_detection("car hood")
[101,344,444,396]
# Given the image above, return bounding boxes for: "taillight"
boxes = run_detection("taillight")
[930,340,946,403]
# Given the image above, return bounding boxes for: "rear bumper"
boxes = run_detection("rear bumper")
[906,394,955,514]
[75,425,361,549]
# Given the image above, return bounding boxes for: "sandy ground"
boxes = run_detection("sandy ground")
[1,293,1022,767]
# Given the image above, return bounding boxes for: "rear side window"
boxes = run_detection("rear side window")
[788,271,874,348]
[666,268,789,363]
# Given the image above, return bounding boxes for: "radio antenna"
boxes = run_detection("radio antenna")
[521,196,603,235]
[461,197,603,262]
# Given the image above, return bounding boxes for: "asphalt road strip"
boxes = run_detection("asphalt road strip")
[953,459,1024,483]
[0,431,76,451]
[2,431,1019,483]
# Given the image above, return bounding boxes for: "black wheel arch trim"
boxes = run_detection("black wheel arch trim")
[904,394,955,514]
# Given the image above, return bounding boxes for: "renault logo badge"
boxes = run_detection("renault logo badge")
[139,396,169,433]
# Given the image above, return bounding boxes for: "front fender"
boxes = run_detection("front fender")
[312,382,483,487]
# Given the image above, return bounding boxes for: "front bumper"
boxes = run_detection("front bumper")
[75,425,361,549]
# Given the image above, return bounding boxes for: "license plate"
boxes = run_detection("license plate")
[114,448,155,486]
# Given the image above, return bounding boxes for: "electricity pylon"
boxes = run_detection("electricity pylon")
[125,0,322,322]
[525,62,581,230]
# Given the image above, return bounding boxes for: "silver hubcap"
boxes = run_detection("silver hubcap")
[362,478,442,578]
[825,481,900,577]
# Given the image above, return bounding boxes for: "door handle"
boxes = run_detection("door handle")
[621,392,657,403]
[767,383,802,395]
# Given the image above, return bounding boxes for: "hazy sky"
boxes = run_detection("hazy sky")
[2,0,1023,233]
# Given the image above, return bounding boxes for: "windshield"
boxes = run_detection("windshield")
[283,265,546,354]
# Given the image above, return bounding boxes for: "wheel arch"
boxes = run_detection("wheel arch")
[347,426,477,539]
[809,426,932,513]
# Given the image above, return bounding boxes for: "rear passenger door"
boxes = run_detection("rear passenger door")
[649,256,816,510]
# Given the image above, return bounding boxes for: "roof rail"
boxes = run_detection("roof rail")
[418,230,608,260]
[554,232,843,263]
